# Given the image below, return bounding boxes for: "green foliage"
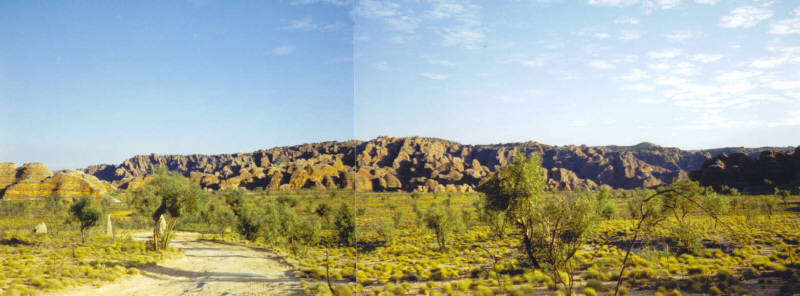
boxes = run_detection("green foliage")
[335,203,356,246]
[130,167,207,250]
[43,194,67,216]
[261,200,321,254]
[760,195,778,218]
[277,194,298,208]
[377,220,396,244]
[1,200,32,218]
[423,201,465,250]
[474,198,507,238]
[478,153,547,266]
[198,190,237,234]
[701,192,730,218]
[69,196,102,243]
[524,192,597,292]
[595,189,618,219]
[774,188,791,206]
[315,202,334,224]
[478,153,547,213]
[669,222,703,255]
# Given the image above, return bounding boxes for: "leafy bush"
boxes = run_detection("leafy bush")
[669,222,703,255]
[423,202,464,250]
[69,196,102,244]
[335,203,356,246]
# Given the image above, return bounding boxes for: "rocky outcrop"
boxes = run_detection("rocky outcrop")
[690,147,800,193]
[80,136,794,193]
[0,163,115,200]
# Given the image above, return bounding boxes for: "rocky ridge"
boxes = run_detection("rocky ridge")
[0,162,116,200]
[80,136,795,193]
[689,147,800,193]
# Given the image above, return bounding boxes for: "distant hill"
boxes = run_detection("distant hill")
[76,136,796,194]
[0,162,115,200]
[690,148,800,194]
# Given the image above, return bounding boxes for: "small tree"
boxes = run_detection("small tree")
[69,196,102,244]
[775,188,791,206]
[44,194,67,215]
[315,202,334,225]
[477,153,547,267]
[335,203,356,246]
[200,191,237,235]
[526,193,596,292]
[131,167,206,250]
[44,194,68,233]
[613,179,731,296]
[474,198,507,239]
[225,190,263,241]
[423,202,464,250]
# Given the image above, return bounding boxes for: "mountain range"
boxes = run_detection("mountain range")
[1,136,796,199]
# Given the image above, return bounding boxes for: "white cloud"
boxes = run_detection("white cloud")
[687,110,800,129]
[694,0,718,4]
[769,80,800,90]
[356,0,398,18]
[648,62,671,71]
[571,120,589,127]
[619,68,648,81]
[587,0,638,7]
[613,55,639,64]
[671,62,697,76]
[624,84,655,91]
[440,29,484,48]
[653,75,687,86]
[284,15,343,32]
[593,32,610,39]
[372,61,388,71]
[614,16,639,25]
[665,30,698,41]
[751,56,787,68]
[271,45,296,56]
[691,54,724,63]
[501,55,548,68]
[647,49,682,59]
[290,0,351,6]
[640,98,666,103]
[356,0,420,34]
[719,6,773,28]
[652,0,680,9]
[589,59,616,70]
[425,57,453,66]
[769,18,800,35]
[425,1,465,19]
[795,7,800,16]
[618,30,644,40]
[715,71,759,83]
[420,72,449,80]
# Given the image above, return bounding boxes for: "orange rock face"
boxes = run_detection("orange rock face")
[0,163,115,200]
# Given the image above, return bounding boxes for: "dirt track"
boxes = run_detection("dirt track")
[50,232,304,296]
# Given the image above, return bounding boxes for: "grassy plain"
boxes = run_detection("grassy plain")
[2,189,799,296]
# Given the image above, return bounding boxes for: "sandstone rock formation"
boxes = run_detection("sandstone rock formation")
[690,147,800,193]
[80,136,794,193]
[34,222,47,234]
[0,163,115,200]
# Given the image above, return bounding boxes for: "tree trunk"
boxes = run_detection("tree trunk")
[152,224,159,251]
[522,231,540,268]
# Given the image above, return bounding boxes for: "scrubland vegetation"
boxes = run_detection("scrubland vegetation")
[0,194,179,296]
[2,159,800,295]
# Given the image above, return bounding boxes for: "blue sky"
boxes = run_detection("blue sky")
[354,0,800,149]
[0,0,353,169]
[2,1,799,170]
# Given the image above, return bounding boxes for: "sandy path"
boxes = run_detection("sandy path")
[50,232,304,296]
